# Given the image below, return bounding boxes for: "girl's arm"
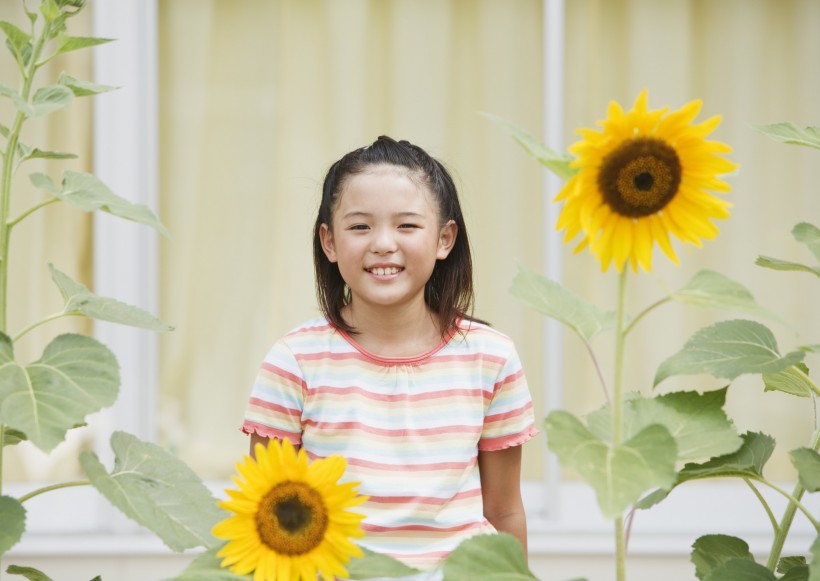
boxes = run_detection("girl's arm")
[477,445,528,556]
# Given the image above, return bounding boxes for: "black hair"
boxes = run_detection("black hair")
[312,135,486,336]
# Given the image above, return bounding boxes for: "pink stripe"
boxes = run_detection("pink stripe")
[367,488,482,505]
[302,419,481,437]
[485,400,533,423]
[347,456,474,472]
[241,421,302,443]
[492,368,525,394]
[306,385,490,402]
[247,397,301,417]
[362,521,484,533]
[259,363,306,389]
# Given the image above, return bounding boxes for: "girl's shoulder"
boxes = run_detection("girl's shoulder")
[451,318,519,356]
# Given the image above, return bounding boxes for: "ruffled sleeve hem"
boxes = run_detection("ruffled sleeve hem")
[241,421,302,446]
[477,424,539,452]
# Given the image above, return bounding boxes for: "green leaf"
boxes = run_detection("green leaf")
[58,73,117,97]
[638,432,775,510]
[49,264,173,331]
[756,123,820,150]
[802,344,820,354]
[545,411,677,518]
[671,270,781,321]
[703,558,776,581]
[691,534,755,581]
[0,332,119,452]
[763,363,814,397]
[791,447,820,492]
[18,143,77,162]
[5,565,53,581]
[162,547,251,580]
[0,21,32,66]
[442,533,537,580]
[57,34,113,54]
[0,495,26,556]
[654,320,805,387]
[482,112,577,181]
[510,265,616,341]
[2,426,27,446]
[810,536,820,581]
[19,84,74,118]
[793,222,820,263]
[777,556,807,575]
[80,431,226,552]
[779,564,810,581]
[756,255,820,279]
[30,171,170,236]
[587,389,742,461]
[347,547,422,579]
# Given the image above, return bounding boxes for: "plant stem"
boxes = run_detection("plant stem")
[18,480,89,503]
[766,426,820,570]
[583,338,611,405]
[7,197,60,228]
[613,268,629,581]
[622,297,670,337]
[12,311,78,343]
[743,478,780,535]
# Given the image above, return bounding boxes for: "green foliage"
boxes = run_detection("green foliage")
[347,547,423,579]
[0,1,216,577]
[491,108,820,581]
[80,432,226,552]
[163,548,252,580]
[441,533,538,580]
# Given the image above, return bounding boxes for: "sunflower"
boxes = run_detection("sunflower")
[213,438,368,581]
[556,90,738,272]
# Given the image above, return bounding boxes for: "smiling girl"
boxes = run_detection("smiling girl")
[241,136,538,579]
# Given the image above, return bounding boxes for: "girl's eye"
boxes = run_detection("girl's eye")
[399,223,420,229]
[348,224,369,230]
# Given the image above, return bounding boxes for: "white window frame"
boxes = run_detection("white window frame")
[8,0,817,561]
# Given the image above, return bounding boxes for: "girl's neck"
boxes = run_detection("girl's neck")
[342,301,443,358]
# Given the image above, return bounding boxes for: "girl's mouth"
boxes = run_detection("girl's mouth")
[366,266,403,276]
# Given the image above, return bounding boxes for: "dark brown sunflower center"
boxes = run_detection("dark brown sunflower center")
[256,480,329,556]
[597,137,682,217]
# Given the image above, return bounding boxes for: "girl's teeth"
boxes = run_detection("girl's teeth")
[372,267,399,275]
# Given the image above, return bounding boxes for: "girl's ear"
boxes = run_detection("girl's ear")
[436,220,457,260]
[319,223,338,263]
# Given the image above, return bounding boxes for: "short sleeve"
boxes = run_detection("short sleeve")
[241,339,306,446]
[478,344,538,451]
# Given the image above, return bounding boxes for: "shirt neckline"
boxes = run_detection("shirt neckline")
[335,324,458,365]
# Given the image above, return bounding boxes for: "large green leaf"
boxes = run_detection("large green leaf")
[545,411,677,518]
[756,123,820,150]
[0,495,25,557]
[483,112,576,180]
[637,432,774,510]
[587,389,742,461]
[703,558,776,581]
[49,264,173,331]
[29,170,170,236]
[442,533,538,580]
[4,565,60,581]
[763,363,814,398]
[163,547,251,580]
[793,222,820,263]
[791,447,820,492]
[510,265,616,341]
[11,84,74,118]
[654,320,805,387]
[347,547,422,579]
[691,534,756,581]
[671,270,781,321]
[80,431,226,552]
[0,332,119,452]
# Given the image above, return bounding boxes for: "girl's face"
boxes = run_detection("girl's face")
[319,164,456,316]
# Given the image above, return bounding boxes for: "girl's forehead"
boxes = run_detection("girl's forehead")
[336,165,437,209]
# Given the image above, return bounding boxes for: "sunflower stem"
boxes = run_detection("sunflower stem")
[613,268,629,581]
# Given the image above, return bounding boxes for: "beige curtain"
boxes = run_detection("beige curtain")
[1,3,94,481]
[158,0,820,482]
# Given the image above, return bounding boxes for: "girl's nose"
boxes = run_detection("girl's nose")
[371,228,397,254]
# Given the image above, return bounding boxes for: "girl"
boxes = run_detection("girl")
[242,136,538,578]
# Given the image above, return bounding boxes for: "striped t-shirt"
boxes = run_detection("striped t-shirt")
[241,316,537,574]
